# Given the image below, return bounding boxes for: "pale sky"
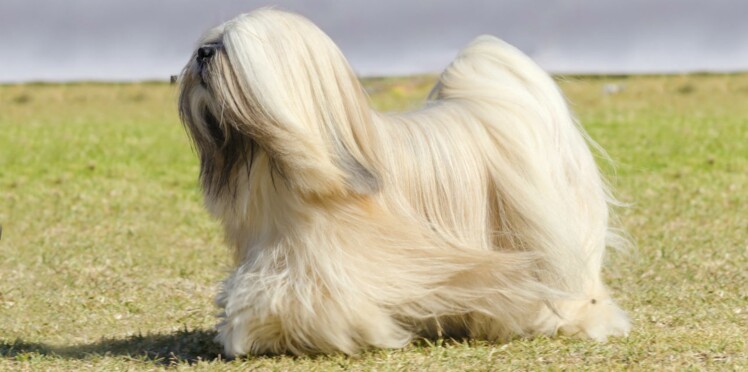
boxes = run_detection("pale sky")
[1,0,746,82]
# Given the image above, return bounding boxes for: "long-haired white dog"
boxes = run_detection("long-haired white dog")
[178,9,630,356]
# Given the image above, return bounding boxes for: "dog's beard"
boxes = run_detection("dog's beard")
[198,109,259,196]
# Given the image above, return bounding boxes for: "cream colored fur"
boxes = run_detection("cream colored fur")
[178,8,630,356]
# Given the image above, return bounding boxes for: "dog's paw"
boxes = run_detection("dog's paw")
[580,299,631,341]
[558,297,631,342]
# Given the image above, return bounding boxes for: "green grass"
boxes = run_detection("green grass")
[1,74,747,370]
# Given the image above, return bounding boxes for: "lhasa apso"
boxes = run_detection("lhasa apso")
[178,8,630,356]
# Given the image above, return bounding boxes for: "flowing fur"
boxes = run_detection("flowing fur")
[178,9,630,356]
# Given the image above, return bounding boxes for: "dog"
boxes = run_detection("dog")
[177,8,630,356]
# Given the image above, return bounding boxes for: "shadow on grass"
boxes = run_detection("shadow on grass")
[1,328,225,365]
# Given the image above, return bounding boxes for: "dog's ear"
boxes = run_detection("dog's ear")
[213,13,381,197]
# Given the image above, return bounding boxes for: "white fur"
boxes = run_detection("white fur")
[178,9,630,356]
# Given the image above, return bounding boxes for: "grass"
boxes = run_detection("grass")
[1,73,747,370]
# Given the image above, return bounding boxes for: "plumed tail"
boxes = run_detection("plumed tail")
[431,35,618,293]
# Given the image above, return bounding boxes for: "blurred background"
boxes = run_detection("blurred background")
[1,0,746,83]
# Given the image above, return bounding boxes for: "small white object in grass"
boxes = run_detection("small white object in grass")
[602,83,625,95]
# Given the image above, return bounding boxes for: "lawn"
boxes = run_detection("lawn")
[0,74,746,370]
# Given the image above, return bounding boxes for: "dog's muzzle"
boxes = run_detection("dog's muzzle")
[196,44,221,86]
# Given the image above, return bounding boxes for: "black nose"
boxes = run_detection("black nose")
[197,46,215,63]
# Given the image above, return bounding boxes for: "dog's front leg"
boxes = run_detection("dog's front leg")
[213,251,411,356]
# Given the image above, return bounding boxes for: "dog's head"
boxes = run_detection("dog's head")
[178,9,379,198]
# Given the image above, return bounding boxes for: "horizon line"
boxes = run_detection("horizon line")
[2,69,747,85]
